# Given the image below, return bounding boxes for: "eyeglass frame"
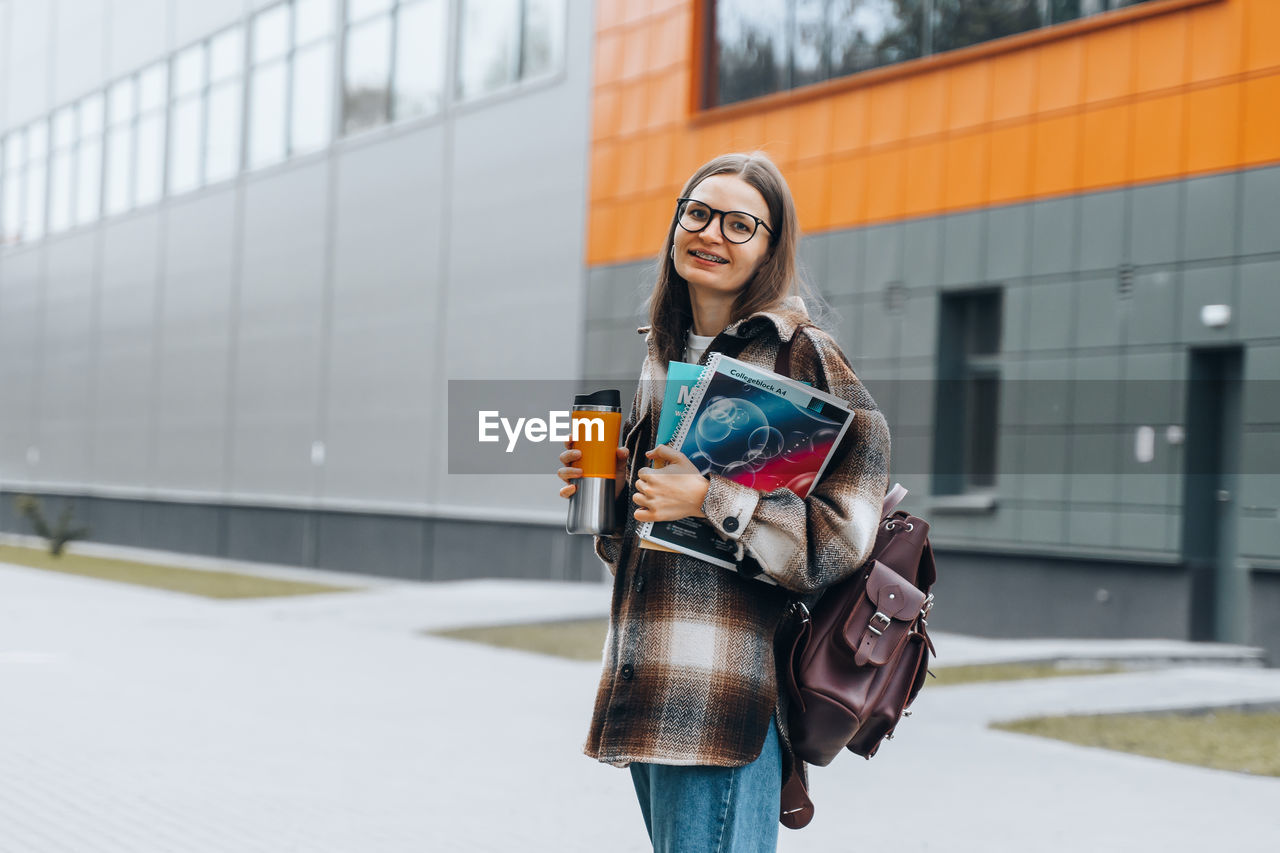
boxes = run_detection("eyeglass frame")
[674,197,775,244]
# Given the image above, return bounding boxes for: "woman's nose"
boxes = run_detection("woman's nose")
[702,214,726,242]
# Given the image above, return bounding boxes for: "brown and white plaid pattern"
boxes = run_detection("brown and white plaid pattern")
[583,299,892,778]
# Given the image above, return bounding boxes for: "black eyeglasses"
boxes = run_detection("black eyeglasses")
[675,198,774,244]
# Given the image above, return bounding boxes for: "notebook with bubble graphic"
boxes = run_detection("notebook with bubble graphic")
[638,353,856,575]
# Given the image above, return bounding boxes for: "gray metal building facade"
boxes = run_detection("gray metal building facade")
[2,0,1278,661]
[0,0,603,582]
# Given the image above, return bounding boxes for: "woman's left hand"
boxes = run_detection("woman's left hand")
[632,445,710,523]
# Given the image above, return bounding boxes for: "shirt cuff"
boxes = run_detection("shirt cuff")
[701,473,760,544]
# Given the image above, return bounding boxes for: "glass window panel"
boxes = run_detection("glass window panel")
[80,93,105,137]
[105,125,134,214]
[830,0,921,78]
[714,0,788,106]
[253,4,291,64]
[48,150,73,232]
[457,0,520,100]
[394,0,446,119]
[52,107,77,150]
[521,0,565,81]
[206,82,243,182]
[24,162,46,239]
[3,177,22,242]
[27,120,49,162]
[138,62,167,112]
[929,0,1041,54]
[792,0,826,88]
[109,77,136,125]
[170,97,203,194]
[1048,0,1122,24]
[210,26,245,82]
[3,137,22,241]
[76,139,102,223]
[175,44,207,97]
[4,132,23,169]
[249,61,288,168]
[343,15,391,133]
[295,0,334,45]
[134,112,164,205]
[347,0,393,22]
[966,374,999,487]
[292,42,334,154]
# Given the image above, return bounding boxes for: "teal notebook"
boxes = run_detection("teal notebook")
[639,361,706,553]
[655,361,707,445]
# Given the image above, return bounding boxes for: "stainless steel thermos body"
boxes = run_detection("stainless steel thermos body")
[566,391,623,535]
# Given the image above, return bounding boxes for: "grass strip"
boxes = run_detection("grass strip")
[929,661,1128,686]
[428,620,1132,687]
[0,544,356,600]
[993,709,1280,776]
[429,618,609,661]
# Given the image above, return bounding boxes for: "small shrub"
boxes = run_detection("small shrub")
[14,494,90,557]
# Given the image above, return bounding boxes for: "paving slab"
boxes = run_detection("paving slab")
[2,561,1278,852]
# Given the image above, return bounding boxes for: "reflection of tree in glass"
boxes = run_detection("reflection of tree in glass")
[929,0,1044,53]
[524,30,552,78]
[792,0,828,89]
[830,0,920,76]
[717,29,786,106]
[343,87,389,133]
[522,0,556,79]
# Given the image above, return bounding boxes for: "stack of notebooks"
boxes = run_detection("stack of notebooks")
[638,353,856,579]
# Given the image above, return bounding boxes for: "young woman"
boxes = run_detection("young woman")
[558,152,890,852]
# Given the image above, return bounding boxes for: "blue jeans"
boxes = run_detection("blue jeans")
[628,716,781,853]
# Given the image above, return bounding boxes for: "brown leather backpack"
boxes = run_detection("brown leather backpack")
[777,485,937,829]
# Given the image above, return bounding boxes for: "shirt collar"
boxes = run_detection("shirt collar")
[636,295,811,346]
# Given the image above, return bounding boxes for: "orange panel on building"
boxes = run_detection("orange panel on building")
[587,0,1278,266]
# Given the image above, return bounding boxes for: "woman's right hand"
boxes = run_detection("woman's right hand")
[558,443,631,501]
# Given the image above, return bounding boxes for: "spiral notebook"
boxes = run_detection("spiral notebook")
[637,360,706,554]
[638,353,856,574]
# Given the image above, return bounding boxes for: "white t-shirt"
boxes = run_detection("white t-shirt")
[684,331,716,365]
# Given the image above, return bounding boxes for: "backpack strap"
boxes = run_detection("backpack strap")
[882,483,908,517]
[707,328,753,362]
[779,754,814,829]
[772,323,811,378]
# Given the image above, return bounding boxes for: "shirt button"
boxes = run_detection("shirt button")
[723,516,739,532]
[620,663,634,680]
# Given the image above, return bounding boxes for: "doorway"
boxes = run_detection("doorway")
[1180,347,1245,644]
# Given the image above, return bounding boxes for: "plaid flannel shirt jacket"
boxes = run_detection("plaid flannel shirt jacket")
[583,299,891,783]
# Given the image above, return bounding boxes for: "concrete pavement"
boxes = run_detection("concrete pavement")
[1,555,1278,852]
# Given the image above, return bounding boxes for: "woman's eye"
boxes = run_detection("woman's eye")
[689,208,707,220]
[731,220,750,232]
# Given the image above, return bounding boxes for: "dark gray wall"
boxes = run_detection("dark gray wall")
[0,488,603,583]
[584,165,1280,663]
[586,166,1280,569]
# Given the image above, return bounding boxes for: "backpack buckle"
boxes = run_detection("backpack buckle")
[868,611,892,636]
[919,594,935,624]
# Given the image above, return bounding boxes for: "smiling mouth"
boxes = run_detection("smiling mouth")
[689,249,729,264]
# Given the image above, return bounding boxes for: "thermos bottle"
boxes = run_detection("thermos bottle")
[566,389,623,535]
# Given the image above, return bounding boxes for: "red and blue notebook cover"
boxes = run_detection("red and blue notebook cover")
[638,353,856,575]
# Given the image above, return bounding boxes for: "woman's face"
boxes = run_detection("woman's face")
[671,174,773,301]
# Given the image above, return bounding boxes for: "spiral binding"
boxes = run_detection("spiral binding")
[637,353,721,545]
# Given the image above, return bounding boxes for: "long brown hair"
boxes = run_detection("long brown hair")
[648,151,806,366]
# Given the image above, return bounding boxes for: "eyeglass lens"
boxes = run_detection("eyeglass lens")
[678,200,759,243]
